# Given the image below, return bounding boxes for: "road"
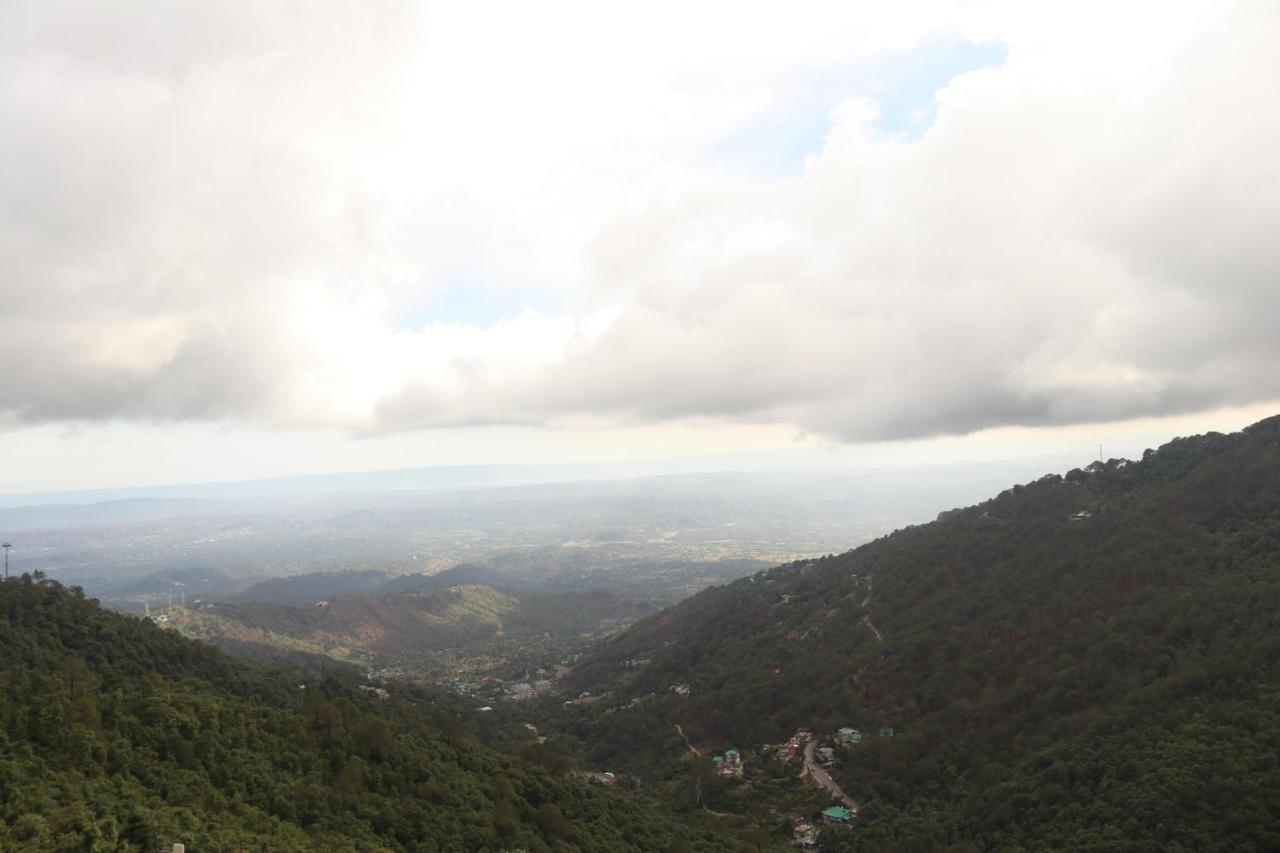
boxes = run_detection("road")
[801,740,859,813]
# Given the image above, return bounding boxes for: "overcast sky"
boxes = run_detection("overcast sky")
[2,1,1278,493]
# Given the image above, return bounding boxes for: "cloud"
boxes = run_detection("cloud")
[2,1,1278,442]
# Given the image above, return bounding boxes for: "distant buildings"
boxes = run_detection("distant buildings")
[507,679,555,701]
[712,749,744,778]
[776,728,811,762]
[836,727,862,744]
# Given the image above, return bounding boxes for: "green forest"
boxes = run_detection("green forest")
[0,577,757,851]
[547,416,1280,851]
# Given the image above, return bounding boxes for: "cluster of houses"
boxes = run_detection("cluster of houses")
[791,805,855,848]
[711,748,744,778]
[357,685,390,701]
[507,678,554,701]
[835,724,893,743]
[670,683,692,696]
[775,728,812,763]
[453,673,506,698]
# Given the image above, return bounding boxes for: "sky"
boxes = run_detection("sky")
[2,1,1279,495]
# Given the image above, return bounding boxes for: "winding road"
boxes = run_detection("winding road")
[800,739,859,813]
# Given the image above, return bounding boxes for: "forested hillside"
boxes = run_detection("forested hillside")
[553,416,1280,851]
[0,578,750,851]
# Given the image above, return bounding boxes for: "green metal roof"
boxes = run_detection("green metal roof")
[822,806,853,820]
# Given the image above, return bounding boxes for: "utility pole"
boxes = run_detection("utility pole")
[2,543,9,580]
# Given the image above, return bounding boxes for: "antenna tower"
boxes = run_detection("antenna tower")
[1,543,9,581]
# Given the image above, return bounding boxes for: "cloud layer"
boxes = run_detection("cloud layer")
[3,1,1278,441]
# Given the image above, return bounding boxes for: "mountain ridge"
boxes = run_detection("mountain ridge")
[546,416,1280,851]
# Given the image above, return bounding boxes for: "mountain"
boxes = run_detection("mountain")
[0,498,231,530]
[0,577,753,851]
[551,416,1280,851]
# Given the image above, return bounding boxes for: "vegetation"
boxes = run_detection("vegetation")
[0,578,759,851]
[551,416,1280,851]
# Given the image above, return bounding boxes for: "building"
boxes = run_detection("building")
[836,727,862,744]
[792,821,818,847]
[714,749,744,777]
[822,806,854,824]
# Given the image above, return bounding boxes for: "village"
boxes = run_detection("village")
[706,721,896,848]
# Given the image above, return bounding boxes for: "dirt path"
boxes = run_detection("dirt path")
[801,740,859,813]
[675,723,702,756]
[857,574,883,641]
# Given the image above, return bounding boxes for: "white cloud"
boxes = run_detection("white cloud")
[1,1,1277,444]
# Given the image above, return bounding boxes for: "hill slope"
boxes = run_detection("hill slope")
[181,582,659,666]
[555,416,1280,851]
[0,577,752,851]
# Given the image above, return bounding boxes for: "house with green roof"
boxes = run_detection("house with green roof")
[822,806,853,823]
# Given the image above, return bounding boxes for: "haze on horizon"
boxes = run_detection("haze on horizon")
[2,1,1278,494]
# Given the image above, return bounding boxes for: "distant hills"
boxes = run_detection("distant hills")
[1,461,1072,608]
[185,580,662,663]
[553,416,1280,850]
